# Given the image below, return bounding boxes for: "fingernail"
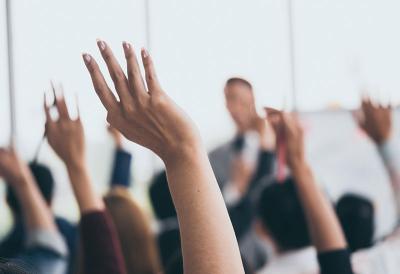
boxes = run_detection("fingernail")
[82,53,92,64]
[123,41,131,57]
[123,41,131,50]
[97,39,106,51]
[142,47,149,58]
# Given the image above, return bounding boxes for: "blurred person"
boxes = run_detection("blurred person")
[104,126,162,274]
[149,171,181,267]
[82,39,245,274]
[336,193,374,252]
[256,112,353,274]
[0,147,68,274]
[44,91,127,274]
[209,78,276,269]
[104,189,161,274]
[347,98,400,273]
[1,162,78,274]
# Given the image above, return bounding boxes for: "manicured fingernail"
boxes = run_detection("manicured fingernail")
[97,39,106,51]
[142,47,149,58]
[123,41,131,57]
[82,53,92,64]
[123,41,131,50]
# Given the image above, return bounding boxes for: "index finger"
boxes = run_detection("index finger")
[82,53,119,111]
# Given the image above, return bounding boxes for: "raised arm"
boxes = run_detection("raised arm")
[0,147,67,273]
[271,112,353,274]
[354,98,400,212]
[44,90,126,274]
[82,40,244,274]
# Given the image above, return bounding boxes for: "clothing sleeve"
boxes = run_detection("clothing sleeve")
[110,149,132,188]
[228,195,254,239]
[14,229,69,274]
[317,249,353,274]
[249,150,275,191]
[80,210,127,274]
[377,137,400,215]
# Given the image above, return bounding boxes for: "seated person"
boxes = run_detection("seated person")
[0,147,68,274]
[1,162,78,274]
[257,111,353,274]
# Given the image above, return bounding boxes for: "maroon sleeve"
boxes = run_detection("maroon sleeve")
[80,210,127,274]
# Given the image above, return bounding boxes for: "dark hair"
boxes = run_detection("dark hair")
[6,162,54,216]
[0,259,34,274]
[257,177,311,251]
[225,77,253,90]
[164,251,255,274]
[149,171,177,220]
[336,193,374,252]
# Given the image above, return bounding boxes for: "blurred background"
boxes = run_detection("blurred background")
[1,0,400,241]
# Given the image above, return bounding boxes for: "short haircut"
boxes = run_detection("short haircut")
[257,177,311,251]
[7,162,54,216]
[225,77,253,90]
[336,193,374,252]
[149,171,177,220]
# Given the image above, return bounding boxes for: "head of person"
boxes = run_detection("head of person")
[6,162,54,218]
[104,188,162,274]
[257,177,311,253]
[224,78,258,133]
[336,193,374,252]
[149,171,177,220]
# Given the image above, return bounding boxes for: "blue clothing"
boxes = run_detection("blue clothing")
[110,149,132,188]
[0,216,78,274]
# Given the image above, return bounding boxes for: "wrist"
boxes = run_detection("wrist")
[163,141,205,170]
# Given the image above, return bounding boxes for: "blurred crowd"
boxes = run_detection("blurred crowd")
[0,40,399,274]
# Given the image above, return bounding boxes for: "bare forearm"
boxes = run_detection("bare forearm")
[292,162,347,252]
[66,162,104,213]
[14,172,57,232]
[165,147,244,274]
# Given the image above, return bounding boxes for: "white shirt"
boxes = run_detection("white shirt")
[257,247,318,274]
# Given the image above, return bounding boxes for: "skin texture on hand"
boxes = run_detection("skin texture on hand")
[0,147,57,232]
[355,98,392,145]
[269,112,348,252]
[83,40,245,274]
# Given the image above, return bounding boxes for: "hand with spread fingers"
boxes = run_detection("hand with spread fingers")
[44,91,85,168]
[83,41,245,274]
[355,98,392,145]
[83,41,200,163]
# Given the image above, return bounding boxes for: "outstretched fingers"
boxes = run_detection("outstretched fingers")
[123,41,148,101]
[96,40,134,111]
[83,53,119,111]
[141,48,162,94]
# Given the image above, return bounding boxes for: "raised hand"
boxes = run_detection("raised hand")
[83,41,245,274]
[82,41,200,163]
[44,90,85,167]
[230,156,256,195]
[267,111,304,169]
[355,98,392,144]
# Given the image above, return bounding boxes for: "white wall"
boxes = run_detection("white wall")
[2,0,400,234]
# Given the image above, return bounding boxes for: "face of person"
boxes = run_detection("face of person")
[224,83,256,132]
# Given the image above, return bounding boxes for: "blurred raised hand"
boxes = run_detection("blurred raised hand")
[83,41,200,163]
[355,98,392,144]
[44,91,85,168]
